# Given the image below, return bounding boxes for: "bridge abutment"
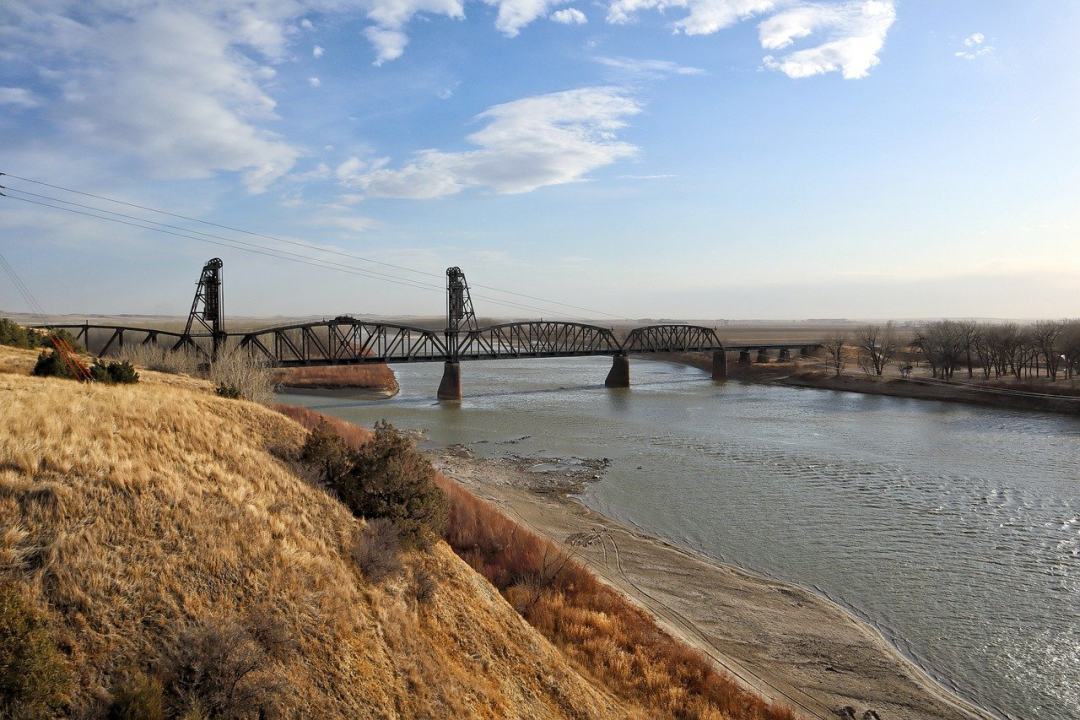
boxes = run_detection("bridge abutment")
[712,350,727,380]
[437,361,462,401]
[605,353,630,388]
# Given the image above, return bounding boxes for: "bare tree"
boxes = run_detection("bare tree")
[1031,320,1064,381]
[914,321,966,380]
[856,323,898,376]
[957,321,979,378]
[1060,320,1080,380]
[824,333,847,377]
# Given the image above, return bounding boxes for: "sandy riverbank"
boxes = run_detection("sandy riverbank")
[434,447,996,720]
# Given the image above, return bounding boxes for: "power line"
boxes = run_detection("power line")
[0,251,49,323]
[2,191,584,319]
[0,171,620,319]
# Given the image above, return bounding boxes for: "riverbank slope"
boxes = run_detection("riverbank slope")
[435,448,995,720]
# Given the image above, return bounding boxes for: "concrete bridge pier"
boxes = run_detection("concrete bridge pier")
[437,361,462,401]
[800,346,813,358]
[738,350,751,365]
[712,350,727,380]
[605,353,630,388]
[756,348,770,363]
[778,348,791,362]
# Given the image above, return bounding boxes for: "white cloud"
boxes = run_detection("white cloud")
[760,1,896,79]
[550,7,587,24]
[308,76,321,87]
[0,86,41,108]
[361,0,465,62]
[363,26,411,64]
[1,2,307,192]
[338,86,641,198]
[300,18,315,30]
[485,0,568,37]
[605,0,894,79]
[955,32,992,60]
[606,0,777,35]
[313,44,325,57]
[595,56,704,77]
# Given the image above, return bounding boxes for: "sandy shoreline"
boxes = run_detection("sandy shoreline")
[434,448,997,720]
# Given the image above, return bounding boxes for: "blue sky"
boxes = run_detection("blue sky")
[1,1,1077,320]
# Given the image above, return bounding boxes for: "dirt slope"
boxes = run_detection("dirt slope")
[0,353,632,718]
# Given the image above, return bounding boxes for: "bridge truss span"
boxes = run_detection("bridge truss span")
[458,321,622,360]
[622,324,723,354]
[237,318,448,366]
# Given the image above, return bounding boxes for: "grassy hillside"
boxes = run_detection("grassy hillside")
[0,348,631,718]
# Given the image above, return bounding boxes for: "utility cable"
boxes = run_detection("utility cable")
[2,192,582,319]
[0,171,619,319]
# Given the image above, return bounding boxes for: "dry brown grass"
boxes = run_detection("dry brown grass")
[273,403,374,447]
[0,374,633,719]
[274,364,398,393]
[439,481,795,720]
[283,406,794,720]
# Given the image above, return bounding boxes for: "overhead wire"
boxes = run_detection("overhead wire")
[2,190,587,319]
[0,171,620,319]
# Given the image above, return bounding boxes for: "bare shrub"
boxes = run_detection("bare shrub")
[351,518,403,583]
[0,582,72,718]
[823,333,847,377]
[104,673,165,720]
[208,352,276,404]
[856,323,897,376]
[411,568,437,605]
[116,345,200,376]
[158,618,284,720]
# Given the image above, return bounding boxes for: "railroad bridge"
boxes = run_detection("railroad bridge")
[43,259,820,400]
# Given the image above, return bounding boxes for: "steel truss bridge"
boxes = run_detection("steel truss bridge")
[41,259,820,399]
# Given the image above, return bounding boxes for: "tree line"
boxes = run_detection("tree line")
[823,320,1080,381]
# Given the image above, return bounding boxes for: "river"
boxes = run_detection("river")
[278,357,1080,720]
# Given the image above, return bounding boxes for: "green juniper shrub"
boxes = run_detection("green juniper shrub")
[0,318,34,348]
[329,421,448,550]
[90,359,140,385]
[299,421,352,485]
[0,320,83,352]
[31,350,75,379]
[215,384,243,399]
[0,582,72,719]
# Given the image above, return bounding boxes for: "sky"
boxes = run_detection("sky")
[1,0,1078,321]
